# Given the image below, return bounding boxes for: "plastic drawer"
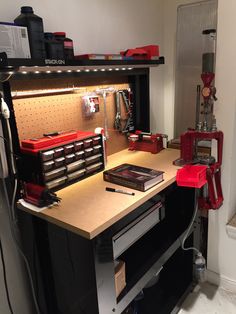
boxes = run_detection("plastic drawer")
[93,145,102,154]
[54,157,65,168]
[41,150,54,161]
[66,160,85,173]
[54,147,64,158]
[45,176,67,189]
[75,151,85,160]
[42,160,54,172]
[67,169,86,181]
[83,139,93,148]
[65,153,75,164]
[86,162,103,174]
[44,167,66,182]
[85,154,102,166]
[74,141,83,151]
[84,148,93,157]
[64,144,74,155]
[92,136,101,145]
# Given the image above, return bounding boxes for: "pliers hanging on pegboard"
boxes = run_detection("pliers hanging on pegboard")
[114,91,122,131]
[114,89,134,133]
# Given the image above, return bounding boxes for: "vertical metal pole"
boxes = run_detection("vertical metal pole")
[195,85,201,129]
[103,92,109,140]
[93,233,117,314]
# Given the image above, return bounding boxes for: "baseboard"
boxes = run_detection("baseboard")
[226,213,236,239]
[207,269,236,293]
[226,223,236,239]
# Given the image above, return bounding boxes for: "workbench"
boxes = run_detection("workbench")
[18,148,199,314]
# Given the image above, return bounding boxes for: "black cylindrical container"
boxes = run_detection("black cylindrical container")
[54,32,74,60]
[202,52,215,73]
[202,29,216,73]
[44,33,64,59]
[14,6,46,59]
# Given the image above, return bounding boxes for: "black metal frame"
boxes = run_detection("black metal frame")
[0,52,164,71]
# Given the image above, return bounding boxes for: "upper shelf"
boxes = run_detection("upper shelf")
[0,53,164,74]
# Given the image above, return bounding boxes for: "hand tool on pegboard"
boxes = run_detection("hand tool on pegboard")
[114,89,134,134]
[95,87,115,139]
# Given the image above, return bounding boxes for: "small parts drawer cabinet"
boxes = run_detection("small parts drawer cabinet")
[20,131,104,190]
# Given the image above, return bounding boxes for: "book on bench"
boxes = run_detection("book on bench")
[103,163,164,192]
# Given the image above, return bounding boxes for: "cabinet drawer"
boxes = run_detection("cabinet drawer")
[54,147,64,158]
[66,159,85,173]
[85,153,102,165]
[41,150,54,161]
[113,201,162,259]
[54,157,65,168]
[44,167,66,182]
[45,176,67,189]
[42,160,54,172]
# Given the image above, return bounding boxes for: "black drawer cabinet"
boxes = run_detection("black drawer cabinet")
[18,183,198,314]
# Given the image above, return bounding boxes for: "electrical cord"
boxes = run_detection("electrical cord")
[0,73,13,83]
[5,119,18,223]
[0,238,14,314]
[6,120,16,175]
[0,135,20,159]
[181,189,200,254]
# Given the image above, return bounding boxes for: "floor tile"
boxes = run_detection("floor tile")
[179,282,236,314]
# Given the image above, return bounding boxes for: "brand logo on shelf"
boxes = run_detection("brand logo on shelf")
[45,59,66,65]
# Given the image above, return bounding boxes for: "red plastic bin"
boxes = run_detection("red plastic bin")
[176,165,208,188]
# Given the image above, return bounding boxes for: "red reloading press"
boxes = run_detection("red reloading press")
[175,44,224,210]
[177,128,223,210]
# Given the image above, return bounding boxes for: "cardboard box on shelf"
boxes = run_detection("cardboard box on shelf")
[115,260,126,297]
[0,22,31,58]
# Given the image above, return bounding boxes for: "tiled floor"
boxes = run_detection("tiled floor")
[179,282,236,314]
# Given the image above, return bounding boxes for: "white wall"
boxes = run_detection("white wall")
[162,0,201,139]
[207,0,236,291]
[0,1,164,313]
[0,0,163,55]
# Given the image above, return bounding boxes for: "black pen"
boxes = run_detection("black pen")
[106,187,135,196]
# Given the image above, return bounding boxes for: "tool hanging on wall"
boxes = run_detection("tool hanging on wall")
[82,94,100,117]
[95,87,115,139]
[114,89,134,134]
[175,28,224,210]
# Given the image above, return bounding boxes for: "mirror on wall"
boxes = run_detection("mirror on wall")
[174,0,217,138]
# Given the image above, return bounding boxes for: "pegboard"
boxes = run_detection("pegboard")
[13,82,130,155]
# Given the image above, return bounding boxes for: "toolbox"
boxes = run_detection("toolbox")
[20,131,104,191]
